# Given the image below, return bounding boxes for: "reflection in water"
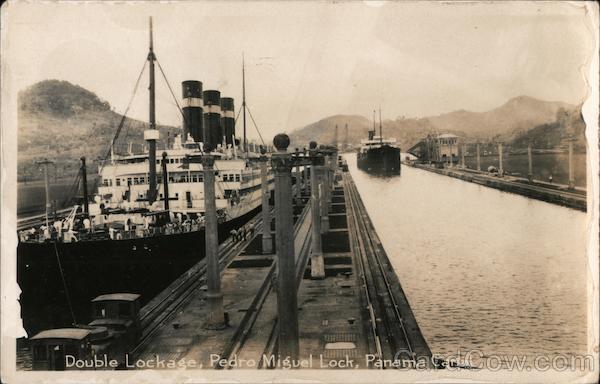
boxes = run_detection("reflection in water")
[346,153,588,366]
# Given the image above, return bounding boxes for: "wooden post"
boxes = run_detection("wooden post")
[202,155,225,329]
[568,139,575,189]
[527,142,533,183]
[161,152,170,211]
[80,157,89,215]
[498,143,503,176]
[319,163,330,233]
[260,150,273,254]
[476,143,481,171]
[302,148,309,193]
[36,159,53,229]
[271,133,299,360]
[310,154,325,279]
[294,149,302,206]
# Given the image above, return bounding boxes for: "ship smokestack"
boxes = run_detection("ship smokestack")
[220,97,235,146]
[203,90,222,151]
[182,80,203,143]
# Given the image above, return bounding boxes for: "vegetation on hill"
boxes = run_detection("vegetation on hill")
[18,80,180,182]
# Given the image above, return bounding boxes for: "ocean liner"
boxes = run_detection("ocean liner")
[17,19,273,335]
[357,109,401,175]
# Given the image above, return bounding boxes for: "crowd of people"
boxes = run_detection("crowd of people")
[229,223,255,243]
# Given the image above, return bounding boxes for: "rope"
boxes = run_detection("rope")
[99,58,148,173]
[53,242,77,326]
[156,58,190,129]
[246,106,266,145]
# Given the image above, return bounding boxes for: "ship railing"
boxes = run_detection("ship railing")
[18,221,204,243]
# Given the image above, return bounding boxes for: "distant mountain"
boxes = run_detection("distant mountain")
[427,95,574,139]
[18,80,180,181]
[289,96,580,151]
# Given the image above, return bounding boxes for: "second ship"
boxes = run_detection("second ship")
[357,109,401,175]
[17,20,274,335]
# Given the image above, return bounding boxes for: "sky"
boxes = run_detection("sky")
[2,1,596,141]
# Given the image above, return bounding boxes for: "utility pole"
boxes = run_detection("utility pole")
[527,142,533,183]
[242,54,248,155]
[568,137,575,189]
[80,157,89,215]
[36,159,54,228]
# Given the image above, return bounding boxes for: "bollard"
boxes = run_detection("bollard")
[271,133,300,361]
[527,142,533,183]
[498,143,503,176]
[202,154,225,329]
[476,143,481,171]
[310,154,325,279]
[260,148,273,254]
[568,139,575,189]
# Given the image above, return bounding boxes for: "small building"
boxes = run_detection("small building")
[408,133,461,164]
[436,133,459,159]
[30,328,92,370]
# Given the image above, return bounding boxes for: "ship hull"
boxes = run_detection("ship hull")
[357,145,401,175]
[17,205,261,336]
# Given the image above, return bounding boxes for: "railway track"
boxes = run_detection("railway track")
[344,173,417,368]
[215,201,312,369]
[130,212,267,357]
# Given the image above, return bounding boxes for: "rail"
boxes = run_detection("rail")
[344,172,416,367]
[130,211,266,357]
[216,199,312,369]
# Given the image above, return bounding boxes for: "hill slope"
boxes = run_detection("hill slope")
[18,80,179,181]
[289,96,580,151]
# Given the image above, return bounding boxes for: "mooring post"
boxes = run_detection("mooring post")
[476,143,481,171]
[271,133,300,360]
[260,148,273,254]
[202,154,225,329]
[498,142,504,176]
[310,149,325,279]
[527,142,533,183]
[568,138,575,189]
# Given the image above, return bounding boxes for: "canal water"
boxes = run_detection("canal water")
[345,153,588,367]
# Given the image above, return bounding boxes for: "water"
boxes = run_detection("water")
[345,153,588,367]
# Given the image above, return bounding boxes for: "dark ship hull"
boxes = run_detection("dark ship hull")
[17,205,261,336]
[357,145,401,175]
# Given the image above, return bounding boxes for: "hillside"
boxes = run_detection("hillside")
[289,96,582,151]
[18,80,180,181]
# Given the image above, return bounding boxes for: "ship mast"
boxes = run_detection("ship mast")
[146,17,158,203]
[372,110,376,139]
[242,53,248,155]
